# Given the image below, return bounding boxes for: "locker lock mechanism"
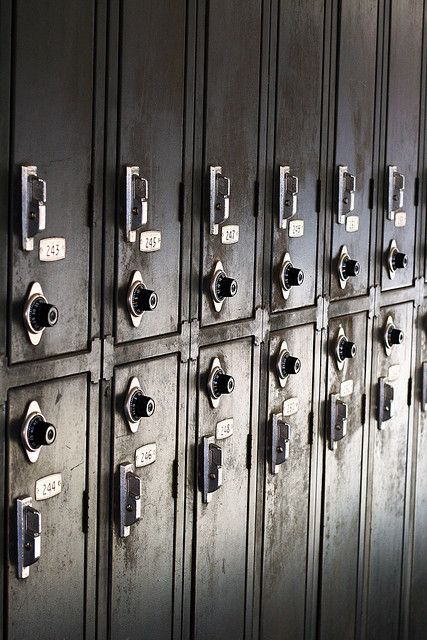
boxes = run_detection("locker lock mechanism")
[127,270,158,327]
[387,239,408,280]
[124,376,155,433]
[125,166,148,242]
[210,260,238,312]
[209,166,230,235]
[335,326,357,371]
[384,315,404,356]
[269,413,291,473]
[276,340,301,388]
[337,165,356,224]
[199,435,223,503]
[21,400,56,463]
[119,462,141,537]
[23,282,59,346]
[338,245,360,289]
[17,497,41,579]
[377,377,395,429]
[329,394,348,450]
[207,357,235,408]
[387,165,405,221]
[279,252,304,300]
[21,165,47,251]
[279,166,298,229]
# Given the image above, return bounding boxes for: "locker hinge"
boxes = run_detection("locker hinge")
[315,178,321,214]
[361,393,367,425]
[308,411,314,445]
[178,181,185,223]
[368,178,374,210]
[101,336,115,381]
[414,177,420,207]
[246,434,252,469]
[407,377,413,407]
[82,490,89,533]
[172,459,178,499]
[369,285,380,319]
[254,180,259,217]
[316,296,329,331]
[87,183,95,227]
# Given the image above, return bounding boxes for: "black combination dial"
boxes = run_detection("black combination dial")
[386,324,404,347]
[391,250,408,271]
[210,368,235,399]
[28,296,58,332]
[26,414,57,450]
[131,284,158,316]
[341,256,360,279]
[337,336,357,361]
[214,271,238,301]
[282,263,304,290]
[128,389,156,420]
[279,352,301,378]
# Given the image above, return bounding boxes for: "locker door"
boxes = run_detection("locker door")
[270,1,325,313]
[380,1,424,290]
[193,339,256,639]
[9,1,95,363]
[366,302,413,638]
[260,324,318,639]
[115,2,187,343]
[329,0,379,299]
[320,312,370,639]
[199,1,263,326]
[6,375,88,640]
[110,355,182,640]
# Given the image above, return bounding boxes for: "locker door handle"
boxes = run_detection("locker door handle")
[337,165,356,224]
[17,497,41,579]
[209,166,230,235]
[119,463,142,537]
[125,165,148,242]
[387,165,405,220]
[329,394,348,450]
[279,166,298,229]
[270,413,291,473]
[377,377,395,429]
[21,165,47,251]
[199,436,223,503]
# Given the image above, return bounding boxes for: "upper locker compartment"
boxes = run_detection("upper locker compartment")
[270,0,325,313]
[380,0,424,291]
[329,1,379,300]
[114,2,187,343]
[199,1,263,327]
[9,1,95,363]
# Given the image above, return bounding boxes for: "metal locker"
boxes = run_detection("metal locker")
[192,339,258,640]
[109,354,184,640]
[380,0,424,290]
[5,375,90,640]
[365,302,414,638]
[260,324,319,639]
[319,312,371,639]
[269,0,325,313]
[328,0,379,300]
[8,1,96,363]
[112,1,189,344]
[197,0,263,326]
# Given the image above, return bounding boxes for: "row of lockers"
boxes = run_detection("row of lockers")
[2,301,427,639]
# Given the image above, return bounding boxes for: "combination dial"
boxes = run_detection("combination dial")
[127,270,158,327]
[125,377,156,432]
[210,261,238,312]
[23,282,58,345]
[208,357,235,407]
[280,252,304,299]
[21,401,56,462]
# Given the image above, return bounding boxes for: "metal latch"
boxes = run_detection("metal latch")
[21,165,46,251]
[337,165,356,224]
[377,377,394,429]
[387,166,405,220]
[119,462,141,537]
[279,166,298,229]
[199,435,223,503]
[329,394,348,450]
[209,166,230,235]
[269,413,291,473]
[17,497,41,579]
[125,166,148,242]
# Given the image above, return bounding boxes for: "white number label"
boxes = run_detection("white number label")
[35,473,62,501]
[394,211,406,228]
[388,364,400,381]
[140,230,162,253]
[345,215,359,233]
[282,397,299,416]
[221,224,239,245]
[39,237,66,262]
[135,443,157,468]
[340,379,354,397]
[288,220,304,238]
[216,418,234,440]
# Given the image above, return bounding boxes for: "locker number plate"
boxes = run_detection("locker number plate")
[35,473,62,501]
[140,230,162,253]
[282,397,299,416]
[340,379,354,397]
[135,443,157,467]
[216,418,233,440]
[388,364,400,381]
[345,216,359,233]
[39,237,66,262]
[288,220,304,238]
[394,211,406,228]
[221,225,239,245]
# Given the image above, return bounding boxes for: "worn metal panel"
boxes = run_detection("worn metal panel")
[114,1,187,343]
[6,375,88,640]
[199,0,263,326]
[260,324,317,639]
[8,1,95,363]
[366,301,413,638]
[110,354,181,640]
